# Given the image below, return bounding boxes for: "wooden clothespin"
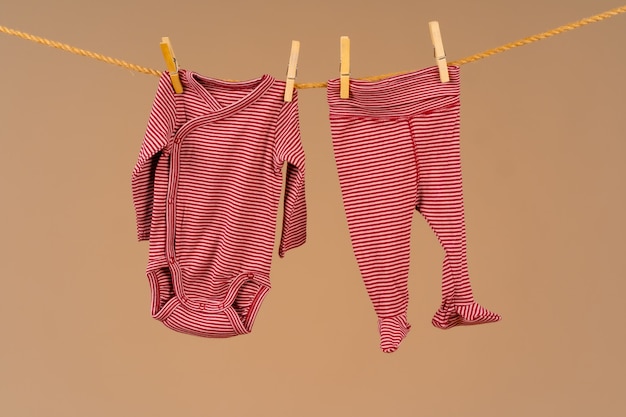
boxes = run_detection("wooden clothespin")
[284,40,300,102]
[160,37,184,94]
[428,21,449,83]
[340,36,350,99]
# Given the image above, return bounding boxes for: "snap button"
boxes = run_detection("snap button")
[246,273,254,278]
[168,198,173,205]
[169,256,175,264]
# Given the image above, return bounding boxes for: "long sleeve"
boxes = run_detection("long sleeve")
[274,90,307,257]
[131,73,176,241]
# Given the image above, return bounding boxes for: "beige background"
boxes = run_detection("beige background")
[1,0,625,416]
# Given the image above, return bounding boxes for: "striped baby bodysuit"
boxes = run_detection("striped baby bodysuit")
[132,69,306,337]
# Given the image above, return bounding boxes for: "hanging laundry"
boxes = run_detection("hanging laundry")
[327,66,500,353]
[131,69,307,337]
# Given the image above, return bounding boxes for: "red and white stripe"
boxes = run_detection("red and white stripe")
[132,70,306,337]
[327,66,500,353]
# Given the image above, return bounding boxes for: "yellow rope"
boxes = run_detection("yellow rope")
[2,4,625,88]
[0,25,161,77]
[449,4,626,66]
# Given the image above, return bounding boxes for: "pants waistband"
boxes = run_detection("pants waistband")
[327,66,460,118]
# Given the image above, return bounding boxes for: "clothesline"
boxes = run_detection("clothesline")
[1,4,625,88]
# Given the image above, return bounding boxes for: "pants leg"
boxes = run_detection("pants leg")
[330,116,417,353]
[408,108,501,328]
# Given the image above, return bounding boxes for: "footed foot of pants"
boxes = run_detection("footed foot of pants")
[378,314,411,353]
[432,301,501,329]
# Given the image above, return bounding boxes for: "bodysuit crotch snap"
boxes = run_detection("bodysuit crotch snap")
[153,269,271,337]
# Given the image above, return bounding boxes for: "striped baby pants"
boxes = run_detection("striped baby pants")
[327,66,500,353]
